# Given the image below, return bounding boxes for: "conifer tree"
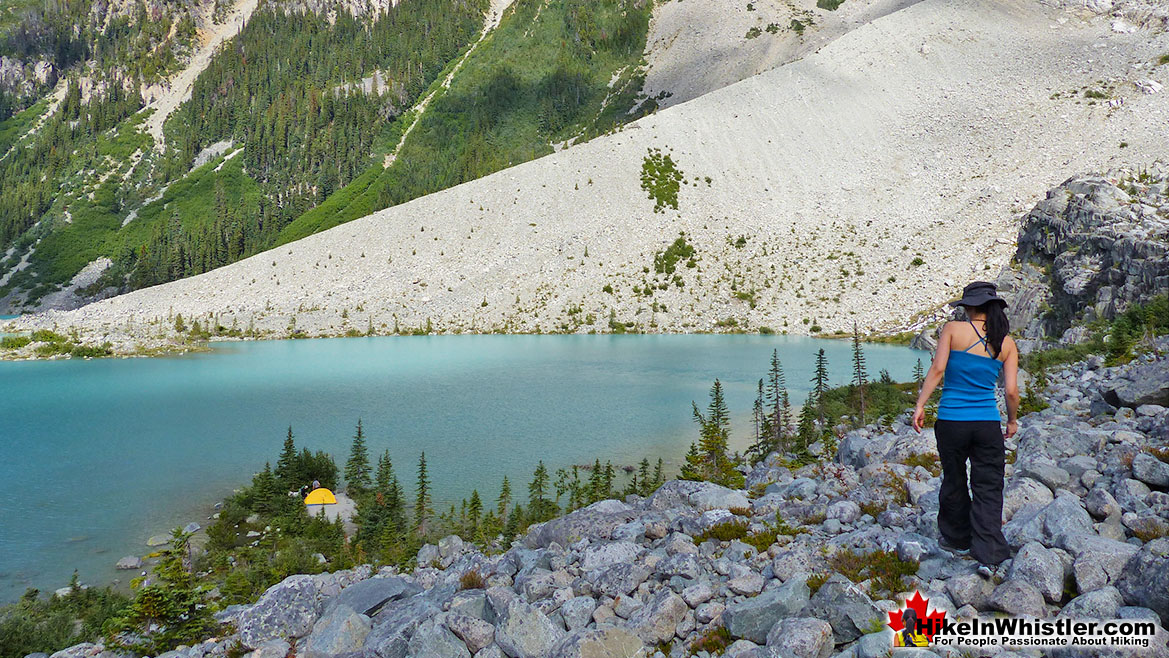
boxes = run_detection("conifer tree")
[414,452,431,536]
[588,459,604,504]
[637,458,651,496]
[688,379,741,487]
[653,458,664,491]
[106,529,217,651]
[497,476,512,520]
[680,443,703,481]
[852,323,869,426]
[275,426,298,489]
[503,503,522,543]
[375,450,405,537]
[603,461,615,499]
[812,348,829,429]
[768,349,790,451]
[751,378,765,459]
[796,392,818,458]
[528,461,556,522]
[914,359,924,389]
[468,489,482,539]
[345,419,372,495]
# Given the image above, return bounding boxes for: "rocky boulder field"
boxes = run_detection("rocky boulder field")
[40,344,1169,658]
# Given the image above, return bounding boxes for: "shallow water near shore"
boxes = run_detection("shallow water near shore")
[0,333,924,600]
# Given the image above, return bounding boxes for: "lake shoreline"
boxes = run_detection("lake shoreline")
[0,333,926,601]
[0,320,930,362]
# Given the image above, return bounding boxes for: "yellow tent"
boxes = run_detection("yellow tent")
[304,487,337,505]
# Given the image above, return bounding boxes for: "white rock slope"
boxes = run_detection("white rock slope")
[14,0,1169,346]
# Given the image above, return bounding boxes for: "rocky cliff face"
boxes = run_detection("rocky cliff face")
[997,164,1169,344]
[48,345,1169,658]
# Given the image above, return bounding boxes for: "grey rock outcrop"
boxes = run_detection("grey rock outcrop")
[1001,171,1169,341]
[236,574,321,648]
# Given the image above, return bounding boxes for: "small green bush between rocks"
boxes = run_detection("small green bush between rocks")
[693,519,750,544]
[640,148,684,213]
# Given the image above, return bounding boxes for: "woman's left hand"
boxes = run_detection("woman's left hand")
[1004,420,1017,439]
[911,407,925,433]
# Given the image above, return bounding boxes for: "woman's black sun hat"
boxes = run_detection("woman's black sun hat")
[952,281,1007,308]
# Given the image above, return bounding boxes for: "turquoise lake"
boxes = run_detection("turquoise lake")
[0,334,926,600]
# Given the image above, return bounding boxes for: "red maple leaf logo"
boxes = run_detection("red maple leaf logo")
[887,591,948,641]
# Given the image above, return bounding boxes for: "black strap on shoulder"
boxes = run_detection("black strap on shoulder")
[967,319,994,356]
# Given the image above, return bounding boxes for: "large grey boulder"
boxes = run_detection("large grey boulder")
[989,580,1047,617]
[655,553,702,581]
[1016,459,1071,492]
[1085,488,1121,519]
[114,556,141,570]
[1117,538,1169,620]
[450,590,495,623]
[237,574,321,648]
[48,644,100,658]
[1104,361,1169,408]
[522,501,643,548]
[1008,542,1064,603]
[1062,533,1139,593]
[330,576,419,617]
[1003,477,1055,522]
[406,618,471,658]
[581,541,644,571]
[765,617,833,658]
[445,613,496,654]
[301,604,371,658]
[560,596,597,631]
[365,595,443,658]
[627,589,688,644]
[1058,587,1123,619]
[1132,453,1169,488]
[494,599,565,658]
[644,479,749,512]
[1003,494,1094,549]
[551,627,648,658]
[724,578,811,644]
[798,575,883,644]
[945,572,994,609]
[590,563,649,598]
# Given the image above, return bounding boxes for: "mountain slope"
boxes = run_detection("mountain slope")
[10,0,1169,350]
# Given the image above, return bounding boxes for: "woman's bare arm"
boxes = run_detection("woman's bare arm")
[1002,336,1020,438]
[912,323,952,432]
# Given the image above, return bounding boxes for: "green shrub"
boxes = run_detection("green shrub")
[641,148,684,213]
[826,548,918,597]
[70,343,113,358]
[817,0,844,9]
[30,329,67,343]
[688,626,733,656]
[693,519,750,544]
[654,235,696,275]
[0,578,129,658]
[1,335,31,349]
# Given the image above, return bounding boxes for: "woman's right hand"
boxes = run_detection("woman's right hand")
[912,406,925,433]
[1005,420,1017,439]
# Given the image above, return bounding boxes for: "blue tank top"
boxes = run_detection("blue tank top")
[937,321,1003,422]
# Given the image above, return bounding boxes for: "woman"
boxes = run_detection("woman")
[912,281,1019,576]
[894,607,929,647]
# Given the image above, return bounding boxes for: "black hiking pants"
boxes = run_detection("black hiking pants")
[934,419,1010,565]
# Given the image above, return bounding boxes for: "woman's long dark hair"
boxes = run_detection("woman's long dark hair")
[901,607,919,645]
[970,300,1009,356]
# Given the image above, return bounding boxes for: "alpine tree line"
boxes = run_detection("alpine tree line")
[0,0,487,300]
[681,328,928,488]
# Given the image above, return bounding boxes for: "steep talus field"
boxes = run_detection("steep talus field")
[9,0,1169,349]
